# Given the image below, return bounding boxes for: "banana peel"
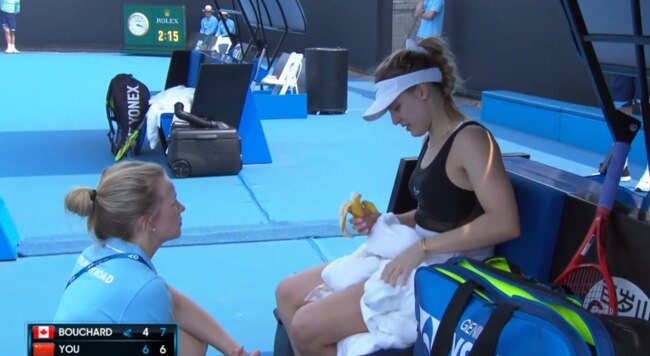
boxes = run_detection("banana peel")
[338,192,378,237]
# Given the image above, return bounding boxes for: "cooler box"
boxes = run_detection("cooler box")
[166,121,242,178]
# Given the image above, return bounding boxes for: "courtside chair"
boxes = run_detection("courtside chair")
[260,52,303,95]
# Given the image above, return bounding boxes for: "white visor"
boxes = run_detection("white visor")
[363,67,442,121]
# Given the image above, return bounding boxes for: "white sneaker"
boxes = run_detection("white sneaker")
[12,48,19,54]
[4,48,11,53]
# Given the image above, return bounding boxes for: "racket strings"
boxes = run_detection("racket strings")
[561,266,603,297]
[560,266,615,315]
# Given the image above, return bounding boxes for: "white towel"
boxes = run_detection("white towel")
[313,214,494,356]
[145,85,195,149]
[305,243,379,302]
[346,223,424,356]
[309,213,426,356]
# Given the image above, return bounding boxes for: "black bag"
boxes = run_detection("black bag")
[106,73,151,161]
[166,103,242,178]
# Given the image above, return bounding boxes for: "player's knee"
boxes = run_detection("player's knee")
[275,277,299,308]
[290,308,320,351]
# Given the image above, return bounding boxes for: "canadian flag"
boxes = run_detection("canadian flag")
[32,325,55,339]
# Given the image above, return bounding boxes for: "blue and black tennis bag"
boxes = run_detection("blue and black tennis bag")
[105,73,150,160]
[414,257,650,356]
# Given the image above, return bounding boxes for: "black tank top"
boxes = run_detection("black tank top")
[409,121,485,232]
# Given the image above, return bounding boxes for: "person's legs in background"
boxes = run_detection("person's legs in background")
[4,27,17,53]
[2,11,18,54]
[609,74,638,181]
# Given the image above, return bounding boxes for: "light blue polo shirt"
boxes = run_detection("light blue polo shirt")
[216,18,236,36]
[200,15,218,35]
[54,238,174,323]
[1,0,20,14]
[417,0,445,38]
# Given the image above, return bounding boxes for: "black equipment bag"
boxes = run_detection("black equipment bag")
[106,73,151,161]
[166,103,242,178]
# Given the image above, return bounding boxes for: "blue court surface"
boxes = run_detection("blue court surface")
[0,53,646,355]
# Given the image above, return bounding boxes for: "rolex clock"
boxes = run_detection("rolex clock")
[123,4,186,54]
[127,12,149,37]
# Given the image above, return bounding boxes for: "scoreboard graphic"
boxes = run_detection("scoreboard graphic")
[123,4,186,54]
[28,324,178,356]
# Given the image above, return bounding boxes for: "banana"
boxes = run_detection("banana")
[338,192,378,237]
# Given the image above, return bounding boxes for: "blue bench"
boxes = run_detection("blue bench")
[481,90,648,167]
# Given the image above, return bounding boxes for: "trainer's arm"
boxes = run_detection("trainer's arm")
[168,286,242,355]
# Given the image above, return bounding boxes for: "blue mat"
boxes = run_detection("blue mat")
[0,130,120,177]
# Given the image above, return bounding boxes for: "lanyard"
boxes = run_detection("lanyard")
[66,253,151,289]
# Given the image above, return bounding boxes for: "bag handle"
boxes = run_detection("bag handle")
[430,280,480,356]
[106,77,117,153]
[429,278,517,356]
[469,303,517,356]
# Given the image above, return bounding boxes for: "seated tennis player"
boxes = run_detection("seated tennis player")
[275,36,520,355]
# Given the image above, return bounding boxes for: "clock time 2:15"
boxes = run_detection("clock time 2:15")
[157,30,180,43]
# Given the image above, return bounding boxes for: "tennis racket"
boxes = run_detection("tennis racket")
[114,129,141,162]
[114,115,147,162]
[554,142,629,316]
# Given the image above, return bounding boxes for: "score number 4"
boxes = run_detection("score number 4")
[157,30,179,42]
[141,327,166,337]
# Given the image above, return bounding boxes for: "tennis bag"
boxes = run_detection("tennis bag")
[414,257,650,356]
[106,73,151,161]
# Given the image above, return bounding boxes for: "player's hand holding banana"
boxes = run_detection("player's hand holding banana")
[338,192,381,236]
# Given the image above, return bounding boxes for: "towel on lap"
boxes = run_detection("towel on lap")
[308,213,426,356]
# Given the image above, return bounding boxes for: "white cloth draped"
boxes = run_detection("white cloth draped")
[307,213,424,356]
[308,213,493,356]
[145,85,195,149]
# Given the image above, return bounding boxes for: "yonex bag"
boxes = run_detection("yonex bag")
[413,257,647,356]
[106,73,150,161]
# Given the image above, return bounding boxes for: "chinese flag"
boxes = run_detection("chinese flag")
[32,325,55,339]
[32,343,55,356]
